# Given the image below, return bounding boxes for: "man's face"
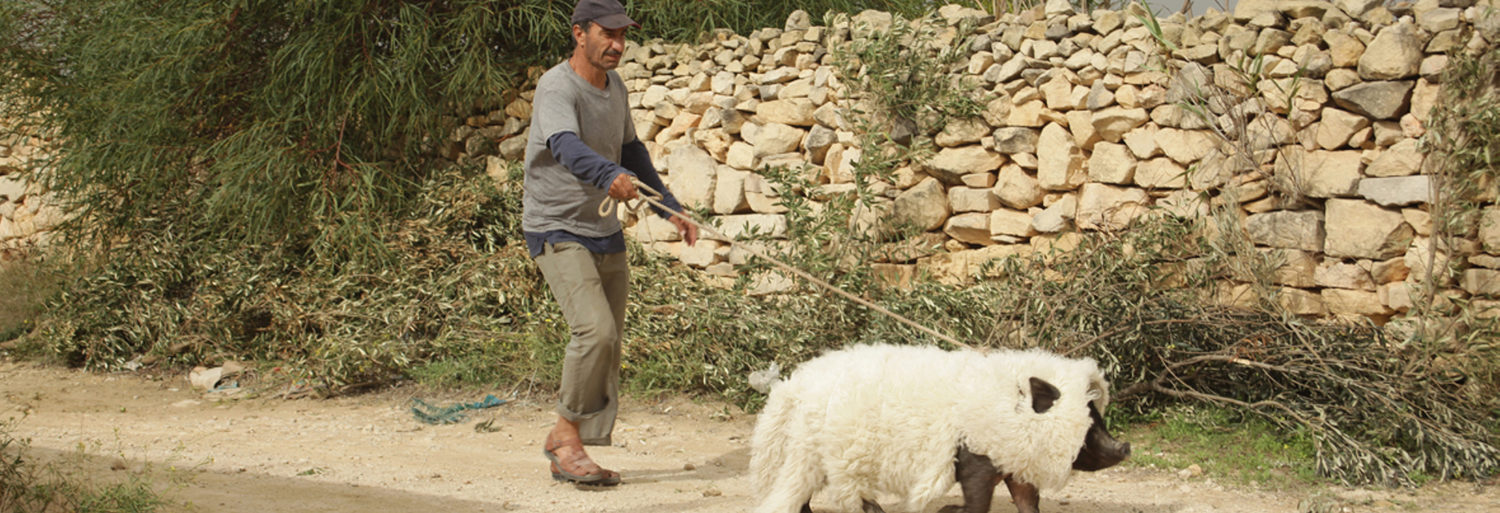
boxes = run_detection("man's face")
[573,22,627,72]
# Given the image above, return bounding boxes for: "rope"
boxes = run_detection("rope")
[602,179,969,350]
[410,394,509,424]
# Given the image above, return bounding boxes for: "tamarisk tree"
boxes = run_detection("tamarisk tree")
[0,0,565,265]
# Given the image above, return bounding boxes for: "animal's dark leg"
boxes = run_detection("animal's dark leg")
[1004,475,1041,513]
[938,446,1000,513]
[800,503,813,513]
[860,499,886,513]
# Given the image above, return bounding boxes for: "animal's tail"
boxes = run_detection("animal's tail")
[748,384,820,513]
[748,385,789,499]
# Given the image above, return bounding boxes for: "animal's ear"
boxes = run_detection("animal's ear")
[1029,377,1060,414]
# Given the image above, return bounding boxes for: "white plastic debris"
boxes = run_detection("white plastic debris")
[748,362,782,394]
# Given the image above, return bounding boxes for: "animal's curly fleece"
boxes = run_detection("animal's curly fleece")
[749,344,1110,513]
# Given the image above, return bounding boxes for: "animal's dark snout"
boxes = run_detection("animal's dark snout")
[1071,403,1130,472]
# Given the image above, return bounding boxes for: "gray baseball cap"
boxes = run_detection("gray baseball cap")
[570,0,639,29]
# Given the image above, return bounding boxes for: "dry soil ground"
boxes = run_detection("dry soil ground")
[2,359,1497,513]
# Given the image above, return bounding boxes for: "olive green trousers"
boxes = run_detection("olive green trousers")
[533,241,628,446]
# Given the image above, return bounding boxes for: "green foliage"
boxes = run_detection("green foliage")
[0,258,63,344]
[0,0,526,269]
[629,0,940,43]
[1,420,165,513]
[830,10,986,180]
[26,163,555,391]
[1123,405,1320,488]
[1421,43,1500,299]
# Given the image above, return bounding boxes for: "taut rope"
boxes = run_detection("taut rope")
[602,178,969,349]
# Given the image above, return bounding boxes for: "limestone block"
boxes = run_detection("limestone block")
[1332,80,1414,120]
[1089,142,1137,184]
[993,164,1045,210]
[872,263,916,290]
[727,141,757,170]
[755,98,816,127]
[961,172,996,189]
[1213,283,1260,310]
[993,127,1040,154]
[1091,107,1150,143]
[1358,175,1431,207]
[1038,123,1086,191]
[848,198,893,240]
[1365,139,1424,177]
[1278,287,1329,316]
[1357,23,1423,80]
[944,213,995,246]
[1087,81,1116,110]
[935,118,990,148]
[632,110,660,143]
[918,251,972,285]
[1405,237,1457,286]
[1247,210,1325,252]
[664,143,717,210]
[679,239,724,268]
[1481,207,1500,254]
[990,209,1039,238]
[1066,110,1100,150]
[1417,7,1462,33]
[748,271,795,296]
[813,102,847,131]
[1266,248,1318,287]
[929,146,1005,184]
[1122,124,1162,159]
[1368,256,1410,284]
[498,131,527,160]
[810,184,857,201]
[949,187,1001,213]
[1076,183,1150,231]
[1325,199,1413,260]
[1191,148,1245,191]
[1157,189,1209,219]
[750,122,806,156]
[714,167,751,214]
[693,129,733,163]
[1324,30,1365,68]
[1006,100,1048,127]
[636,214,683,243]
[1335,0,1382,18]
[1157,128,1217,165]
[1315,108,1370,150]
[1301,150,1364,198]
[710,214,788,241]
[1134,158,1186,189]
[968,52,996,76]
[1316,260,1377,290]
[1322,288,1392,316]
[1466,269,1500,297]
[894,177,950,232]
[1379,281,1419,312]
[1032,194,1077,233]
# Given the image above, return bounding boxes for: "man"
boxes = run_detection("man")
[523,0,698,487]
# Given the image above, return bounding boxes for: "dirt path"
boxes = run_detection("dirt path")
[3,360,1497,513]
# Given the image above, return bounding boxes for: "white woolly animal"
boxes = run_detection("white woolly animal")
[749,344,1111,513]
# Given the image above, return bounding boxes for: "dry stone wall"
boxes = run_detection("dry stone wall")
[0,113,57,259]
[456,0,1500,323]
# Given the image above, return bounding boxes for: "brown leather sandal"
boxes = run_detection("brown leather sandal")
[543,435,620,486]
